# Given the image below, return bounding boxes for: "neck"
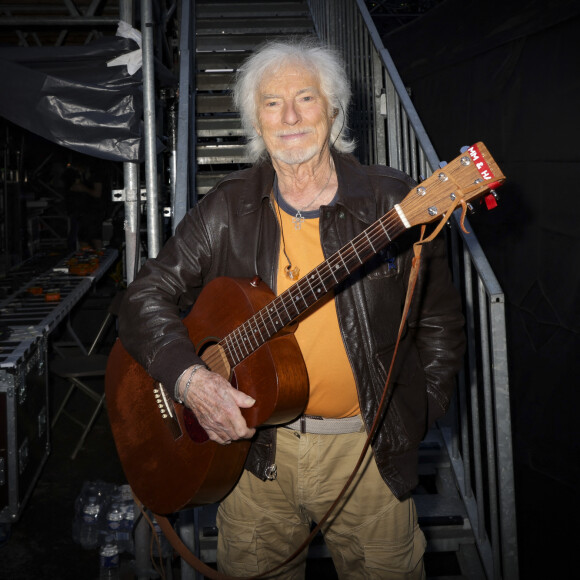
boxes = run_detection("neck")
[274,150,336,210]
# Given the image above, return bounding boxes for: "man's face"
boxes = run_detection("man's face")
[255,63,334,166]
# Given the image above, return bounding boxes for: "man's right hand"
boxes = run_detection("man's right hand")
[177,366,256,445]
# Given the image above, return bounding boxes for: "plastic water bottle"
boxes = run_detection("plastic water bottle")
[105,502,123,543]
[152,516,171,559]
[99,535,120,579]
[117,503,135,554]
[80,495,101,550]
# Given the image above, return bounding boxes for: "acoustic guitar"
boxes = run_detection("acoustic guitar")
[105,142,505,515]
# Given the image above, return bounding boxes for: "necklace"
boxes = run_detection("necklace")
[280,161,334,231]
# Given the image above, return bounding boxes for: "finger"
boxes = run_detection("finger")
[230,388,256,409]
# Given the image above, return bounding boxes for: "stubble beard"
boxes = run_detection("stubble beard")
[270,143,320,165]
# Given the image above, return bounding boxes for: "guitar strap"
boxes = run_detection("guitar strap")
[152,212,464,579]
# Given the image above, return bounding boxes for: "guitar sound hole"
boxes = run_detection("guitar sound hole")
[183,407,209,443]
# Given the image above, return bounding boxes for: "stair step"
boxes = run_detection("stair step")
[196,143,250,165]
[197,33,305,52]
[196,118,243,138]
[196,1,310,19]
[196,94,235,114]
[196,51,250,72]
[196,171,230,195]
[197,16,313,35]
[196,71,235,91]
[414,493,467,526]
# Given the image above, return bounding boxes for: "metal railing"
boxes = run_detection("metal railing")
[307,1,518,579]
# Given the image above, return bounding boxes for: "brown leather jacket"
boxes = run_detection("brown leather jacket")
[119,151,465,498]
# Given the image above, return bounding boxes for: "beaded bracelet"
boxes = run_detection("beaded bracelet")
[175,364,205,404]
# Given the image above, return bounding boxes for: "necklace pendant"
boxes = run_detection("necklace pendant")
[293,211,304,230]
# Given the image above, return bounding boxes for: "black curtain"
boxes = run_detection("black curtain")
[384,0,580,575]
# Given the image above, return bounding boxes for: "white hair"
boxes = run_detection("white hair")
[232,38,356,163]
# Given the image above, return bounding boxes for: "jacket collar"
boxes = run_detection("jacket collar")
[230,150,379,225]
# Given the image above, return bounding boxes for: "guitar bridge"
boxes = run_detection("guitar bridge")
[153,383,183,440]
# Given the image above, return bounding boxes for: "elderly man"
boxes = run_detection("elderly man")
[119,38,465,579]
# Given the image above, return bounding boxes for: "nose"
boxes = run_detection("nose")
[282,101,300,125]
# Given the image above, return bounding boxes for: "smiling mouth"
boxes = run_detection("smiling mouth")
[276,129,314,140]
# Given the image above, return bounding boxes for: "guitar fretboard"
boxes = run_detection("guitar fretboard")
[221,207,407,366]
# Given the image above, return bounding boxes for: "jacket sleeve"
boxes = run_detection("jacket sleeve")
[407,232,466,427]
[118,204,211,390]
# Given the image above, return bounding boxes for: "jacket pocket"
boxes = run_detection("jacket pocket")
[374,345,428,448]
[365,242,401,279]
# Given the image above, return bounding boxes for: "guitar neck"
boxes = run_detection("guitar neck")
[221,207,407,367]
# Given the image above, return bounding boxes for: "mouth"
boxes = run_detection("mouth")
[276,129,314,141]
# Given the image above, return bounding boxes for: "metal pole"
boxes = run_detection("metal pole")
[141,0,161,258]
[123,163,140,285]
[174,0,193,231]
[119,0,140,285]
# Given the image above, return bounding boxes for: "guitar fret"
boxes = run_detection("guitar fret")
[295,279,308,304]
[338,252,349,273]
[244,320,260,350]
[363,230,377,253]
[286,286,302,317]
[268,302,285,329]
[378,218,392,242]
[265,304,280,332]
[254,311,267,343]
[351,241,363,264]
[234,327,250,359]
[278,294,292,324]
[327,259,340,284]
[224,335,240,366]
[304,273,322,297]
[315,269,328,293]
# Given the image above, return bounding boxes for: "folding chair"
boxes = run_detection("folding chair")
[50,292,122,459]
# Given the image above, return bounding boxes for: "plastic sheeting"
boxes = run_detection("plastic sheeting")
[0,35,174,162]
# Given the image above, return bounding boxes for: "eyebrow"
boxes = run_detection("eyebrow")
[260,87,318,99]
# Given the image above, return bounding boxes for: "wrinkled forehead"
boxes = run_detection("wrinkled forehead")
[257,60,322,95]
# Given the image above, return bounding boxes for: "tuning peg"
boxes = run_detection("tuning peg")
[484,190,499,210]
[439,161,448,168]
[460,145,469,153]
[467,202,476,215]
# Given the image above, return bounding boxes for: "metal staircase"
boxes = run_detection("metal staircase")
[167,1,519,579]
[194,1,315,197]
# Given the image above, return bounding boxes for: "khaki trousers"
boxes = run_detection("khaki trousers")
[217,427,426,579]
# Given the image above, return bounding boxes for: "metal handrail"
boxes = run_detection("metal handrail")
[307,1,518,579]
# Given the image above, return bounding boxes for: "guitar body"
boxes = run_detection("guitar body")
[105,277,309,515]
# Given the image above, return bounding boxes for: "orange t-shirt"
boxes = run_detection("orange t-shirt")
[275,201,360,418]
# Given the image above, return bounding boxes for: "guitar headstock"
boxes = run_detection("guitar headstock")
[396,142,506,229]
